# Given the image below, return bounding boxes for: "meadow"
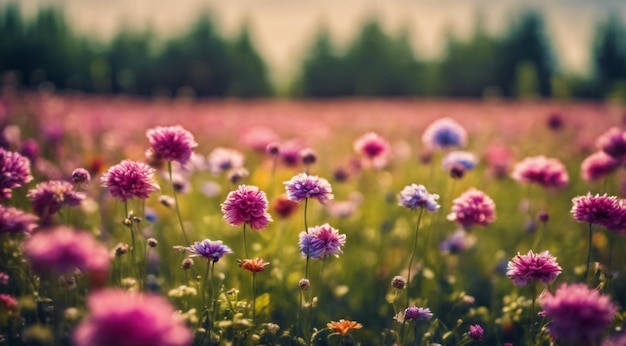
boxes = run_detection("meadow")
[1,92,626,345]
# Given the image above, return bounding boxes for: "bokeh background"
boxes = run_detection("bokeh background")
[1,0,626,99]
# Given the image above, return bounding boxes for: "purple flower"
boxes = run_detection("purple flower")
[354,132,391,169]
[0,272,8,285]
[175,239,233,262]
[596,127,626,159]
[298,223,346,260]
[511,156,569,188]
[0,205,38,235]
[442,151,478,171]
[439,229,475,254]
[146,125,197,165]
[101,160,159,202]
[71,168,91,185]
[447,188,496,228]
[398,184,440,211]
[539,283,617,344]
[278,140,304,167]
[422,118,467,150]
[0,148,33,200]
[73,289,192,346]
[571,193,623,230]
[506,250,562,286]
[404,306,433,321]
[27,180,85,217]
[468,324,484,340]
[207,147,245,175]
[23,226,110,280]
[284,173,334,204]
[221,185,273,230]
[581,151,621,182]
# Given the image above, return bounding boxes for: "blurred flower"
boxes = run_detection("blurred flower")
[20,138,40,163]
[73,289,192,346]
[506,250,562,286]
[442,151,478,171]
[300,147,317,166]
[298,278,310,290]
[581,151,621,182]
[0,272,8,285]
[0,148,33,200]
[227,167,249,185]
[0,294,18,311]
[27,180,85,218]
[180,258,194,270]
[278,140,304,167]
[208,147,245,175]
[0,205,38,235]
[571,193,623,230]
[146,125,197,165]
[101,160,159,202]
[398,184,440,212]
[469,324,484,340]
[539,283,617,344]
[284,173,334,204]
[326,200,358,218]
[448,188,496,228]
[23,226,109,284]
[354,132,391,169]
[391,276,407,289]
[158,195,175,208]
[596,127,626,159]
[439,229,475,254]
[71,168,91,185]
[484,145,513,179]
[147,238,158,248]
[511,156,569,188]
[299,223,346,260]
[546,112,564,131]
[272,194,299,219]
[404,306,433,321]
[327,319,363,335]
[238,258,270,273]
[174,239,233,263]
[201,181,222,197]
[422,118,467,150]
[240,127,279,152]
[221,185,272,230]
[266,142,280,156]
[603,332,626,346]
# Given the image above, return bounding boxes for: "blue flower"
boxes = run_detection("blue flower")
[175,239,233,262]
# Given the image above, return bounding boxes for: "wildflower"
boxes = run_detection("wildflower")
[398,184,440,211]
[326,200,358,218]
[439,229,475,254]
[0,148,33,200]
[278,140,304,167]
[0,294,18,311]
[298,278,310,290]
[71,168,91,185]
[221,185,273,230]
[174,239,233,263]
[146,125,197,165]
[571,193,622,230]
[484,145,513,179]
[180,258,194,270]
[27,180,85,218]
[207,147,245,175]
[468,324,484,340]
[147,238,158,248]
[238,258,270,273]
[239,126,279,152]
[511,156,569,188]
[596,127,626,159]
[284,173,334,204]
[539,283,617,344]
[442,151,478,171]
[20,138,40,163]
[272,194,299,219]
[158,195,176,208]
[546,112,564,131]
[0,205,38,235]
[422,118,467,150]
[299,223,346,260]
[448,188,496,228]
[581,151,620,182]
[404,306,433,321]
[300,148,317,166]
[327,319,363,335]
[354,132,391,169]
[101,160,159,202]
[114,243,130,256]
[506,250,562,286]
[73,289,192,346]
[266,142,280,156]
[391,276,407,290]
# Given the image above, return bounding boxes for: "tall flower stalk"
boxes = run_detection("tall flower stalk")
[169,162,190,246]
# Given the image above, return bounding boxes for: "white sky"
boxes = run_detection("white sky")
[3,0,626,82]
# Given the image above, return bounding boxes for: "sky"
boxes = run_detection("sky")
[3,0,626,82]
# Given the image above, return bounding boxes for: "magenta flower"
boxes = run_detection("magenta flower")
[571,193,623,230]
[73,289,192,346]
[422,117,467,150]
[71,168,91,185]
[596,127,626,159]
[539,283,617,344]
[298,223,346,260]
[468,324,484,340]
[284,173,334,204]
[146,125,198,165]
[511,156,569,188]
[398,184,440,212]
[447,188,496,228]
[0,148,33,200]
[175,239,233,263]
[353,132,391,169]
[506,250,562,286]
[101,160,159,202]
[207,147,245,175]
[404,306,433,321]
[221,185,272,230]
[581,151,621,182]
[27,180,85,218]
[0,205,38,235]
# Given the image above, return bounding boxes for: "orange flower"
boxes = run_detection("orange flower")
[238,258,270,273]
[327,319,363,335]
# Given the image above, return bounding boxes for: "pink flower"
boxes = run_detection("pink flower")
[207,147,245,175]
[468,324,484,340]
[146,125,198,165]
[354,132,391,169]
[596,127,626,159]
[221,185,272,230]
[580,151,621,182]
[0,148,33,200]
[0,205,38,235]
[298,223,346,259]
[27,180,85,218]
[447,188,496,228]
[73,289,192,346]
[101,160,159,202]
[511,156,569,188]
[571,193,623,230]
[506,250,562,286]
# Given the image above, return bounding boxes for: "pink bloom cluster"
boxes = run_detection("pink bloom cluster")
[353,132,391,169]
[146,125,198,165]
[596,127,626,160]
[511,156,569,188]
[506,250,562,286]
[101,160,160,202]
[571,193,625,233]
[299,223,346,260]
[448,188,496,229]
[221,185,273,230]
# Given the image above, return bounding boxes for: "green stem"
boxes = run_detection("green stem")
[529,282,537,345]
[252,272,257,323]
[124,202,139,282]
[304,198,309,232]
[169,161,190,246]
[243,222,249,259]
[202,260,210,313]
[585,223,593,284]
[406,208,424,308]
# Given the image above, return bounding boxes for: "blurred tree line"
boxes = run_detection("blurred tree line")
[1,5,625,99]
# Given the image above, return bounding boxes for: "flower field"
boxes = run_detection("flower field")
[1,92,626,345]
